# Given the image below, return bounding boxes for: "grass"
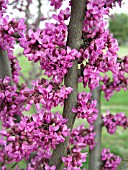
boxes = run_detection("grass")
[118,46,128,57]
[4,46,128,169]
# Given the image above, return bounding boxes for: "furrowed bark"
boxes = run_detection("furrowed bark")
[49,0,86,169]
[89,85,102,170]
[0,48,13,85]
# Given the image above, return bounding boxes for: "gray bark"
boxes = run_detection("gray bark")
[0,48,13,85]
[49,0,86,169]
[89,85,102,170]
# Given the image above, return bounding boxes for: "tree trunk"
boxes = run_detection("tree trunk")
[89,85,102,170]
[49,0,86,169]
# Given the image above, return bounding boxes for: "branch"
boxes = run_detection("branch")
[49,0,86,169]
[8,1,15,6]
[35,0,42,29]
[122,159,128,161]
[12,162,18,169]
[0,48,13,85]
[89,85,102,170]
[25,1,31,31]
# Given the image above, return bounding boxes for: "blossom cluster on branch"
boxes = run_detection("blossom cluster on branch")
[78,0,127,94]
[62,125,95,170]
[0,110,69,169]
[50,0,65,9]
[101,148,121,170]
[102,111,128,134]
[0,15,26,83]
[101,55,128,100]
[0,77,72,127]
[19,8,82,84]
[72,92,98,124]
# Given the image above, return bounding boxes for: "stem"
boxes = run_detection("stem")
[0,48,13,85]
[89,85,102,170]
[12,162,18,169]
[49,0,86,169]
[36,0,42,29]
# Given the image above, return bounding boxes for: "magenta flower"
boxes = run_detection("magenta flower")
[101,148,121,170]
[72,92,98,124]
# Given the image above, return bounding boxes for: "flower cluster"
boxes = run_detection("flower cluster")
[101,148,121,170]
[27,163,56,170]
[0,16,25,38]
[62,125,95,169]
[102,111,128,134]
[62,152,87,170]
[101,56,128,100]
[101,74,128,100]
[24,78,72,111]
[83,64,100,89]
[70,125,96,150]
[0,77,25,127]
[20,8,81,84]
[0,15,26,83]
[0,0,8,16]
[40,46,80,84]
[0,77,72,127]
[122,55,128,73]
[0,110,69,164]
[50,0,64,9]
[78,0,122,90]
[72,92,98,124]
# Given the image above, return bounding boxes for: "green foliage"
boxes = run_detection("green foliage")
[109,13,128,45]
